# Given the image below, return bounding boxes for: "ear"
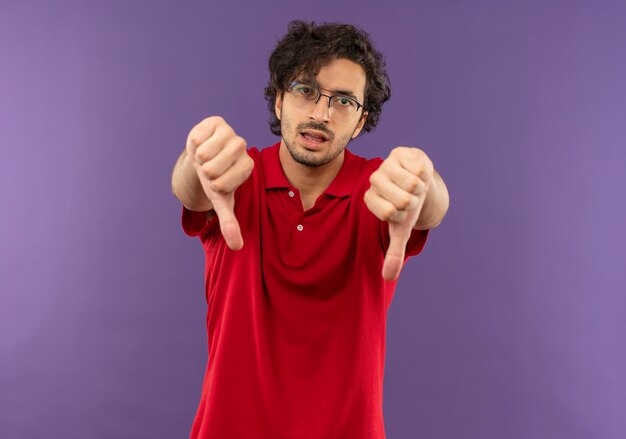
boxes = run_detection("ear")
[351,111,368,139]
[275,93,283,120]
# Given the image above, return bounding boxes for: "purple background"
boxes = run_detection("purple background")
[2,1,625,438]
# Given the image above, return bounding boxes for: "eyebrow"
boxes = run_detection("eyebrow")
[296,78,360,101]
[328,88,359,100]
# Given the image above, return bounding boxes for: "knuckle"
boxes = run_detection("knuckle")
[195,148,209,163]
[398,194,413,210]
[414,180,427,195]
[188,133,203,148]
[201,163,219,180]
[406,176,420,193]
[391,146,409,158]
[411,147,424,157]
[380,158,393,171]
[209,179,225,193]
[412,161,427,178]
[382,205,396,221]
[369,171,382,187]
[207,115,225,125]
[233,136,247,150]
[198,151,216,167]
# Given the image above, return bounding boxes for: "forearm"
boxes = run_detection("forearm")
[171,150,213,211]
[414,169,449,230]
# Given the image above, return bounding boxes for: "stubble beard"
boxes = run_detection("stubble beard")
[281,114,358,168]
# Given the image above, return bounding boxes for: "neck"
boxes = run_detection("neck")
[278,141,344,199]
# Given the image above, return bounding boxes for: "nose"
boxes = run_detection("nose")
[308,94,331,122]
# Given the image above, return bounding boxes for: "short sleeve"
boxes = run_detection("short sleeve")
[181,206,217,238]
[405,227,430,257]
[380,222,430,259]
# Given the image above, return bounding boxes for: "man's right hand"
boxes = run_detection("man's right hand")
[186,116,254,250]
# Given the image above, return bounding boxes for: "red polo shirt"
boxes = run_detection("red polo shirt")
[182,142,429,439]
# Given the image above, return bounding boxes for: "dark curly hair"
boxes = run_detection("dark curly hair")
[264,20,391,136]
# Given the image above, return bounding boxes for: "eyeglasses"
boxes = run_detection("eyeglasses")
[287,81,364,121]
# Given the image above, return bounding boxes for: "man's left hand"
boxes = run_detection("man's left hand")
[364,147,434,281]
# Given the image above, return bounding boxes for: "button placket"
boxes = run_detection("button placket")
[284,188,306,262]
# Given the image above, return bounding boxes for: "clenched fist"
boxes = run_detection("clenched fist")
[186,116,254,250]
[364,147,434,280]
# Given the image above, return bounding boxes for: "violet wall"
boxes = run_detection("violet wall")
[1,1,624,438]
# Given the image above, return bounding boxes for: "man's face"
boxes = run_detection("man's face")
[275,58,368,168]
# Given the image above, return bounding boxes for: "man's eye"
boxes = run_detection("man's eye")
[337,97,355,107]
[296,86,313,95]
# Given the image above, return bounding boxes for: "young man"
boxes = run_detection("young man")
[171,20,449,439]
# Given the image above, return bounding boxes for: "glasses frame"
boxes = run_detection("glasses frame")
[287,81,364,114]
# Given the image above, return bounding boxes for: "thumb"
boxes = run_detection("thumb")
[209,191,244,251]
[382,221,412,281]
[382,199,425,281]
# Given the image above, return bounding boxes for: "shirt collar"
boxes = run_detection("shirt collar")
[261,141,361,197]
[262,141,291,189]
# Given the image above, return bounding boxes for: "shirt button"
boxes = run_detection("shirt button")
[288,190,295,198]
[296,224,303,231]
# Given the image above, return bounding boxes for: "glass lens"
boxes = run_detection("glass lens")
[291,83,317,101]
[330,96,358,117]
[289,83,359,121]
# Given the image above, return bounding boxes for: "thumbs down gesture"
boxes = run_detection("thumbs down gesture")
[364,147,435,281]
[186,116,254,250]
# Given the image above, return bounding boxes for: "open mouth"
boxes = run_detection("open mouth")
[300,130,329,146]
